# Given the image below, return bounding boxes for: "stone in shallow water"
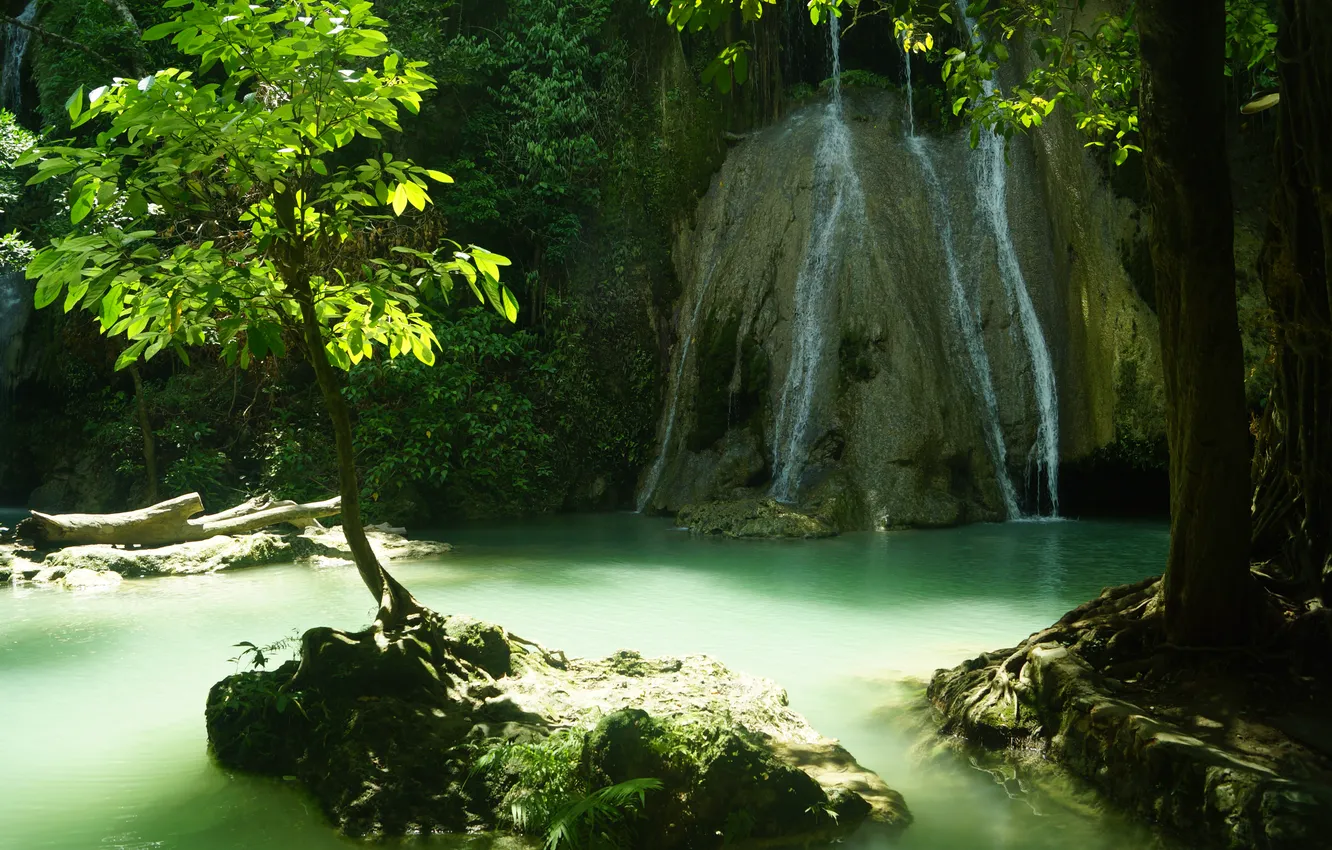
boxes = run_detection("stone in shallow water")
[59,567,123,589]
[677,498,837,539]
[928,579,1332,849]
[205,619,910,846]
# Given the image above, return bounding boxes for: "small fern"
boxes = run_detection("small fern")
[545,778,663,850]
[472,732,662,849]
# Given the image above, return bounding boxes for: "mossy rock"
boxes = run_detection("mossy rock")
[677,498,837,539]
[205,618,906,844]
[440,615,512,678]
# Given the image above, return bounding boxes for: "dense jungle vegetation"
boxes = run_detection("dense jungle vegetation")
[0,0,732,524]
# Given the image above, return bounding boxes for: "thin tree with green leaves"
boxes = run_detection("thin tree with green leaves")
[19,0,518,627]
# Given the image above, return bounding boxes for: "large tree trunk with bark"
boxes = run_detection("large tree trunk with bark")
[1251,0,1332,602]
[1139,0,1256,645]
[17,493,341,548]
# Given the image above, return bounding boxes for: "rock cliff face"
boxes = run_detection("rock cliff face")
[640,86,1162,529]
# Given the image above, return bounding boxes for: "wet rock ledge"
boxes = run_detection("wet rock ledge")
[677,498,837,539]
[0,526,450,586]
[206,616,909,846]
[928,577,1332,849]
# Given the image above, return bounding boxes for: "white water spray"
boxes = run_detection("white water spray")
[956,4,1061,515]
[2,1,38,114]
[902,41,1020,517]
[768,12,865,502]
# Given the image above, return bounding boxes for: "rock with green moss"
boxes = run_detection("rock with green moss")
[677,498,837,539]
[928,579,1332,849]
[206,622,909,846]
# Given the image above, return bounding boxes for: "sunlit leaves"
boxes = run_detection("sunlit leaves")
[22,0,516,377]
[702,43,751,95]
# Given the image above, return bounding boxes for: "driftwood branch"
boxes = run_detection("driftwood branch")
[16,493,342,548]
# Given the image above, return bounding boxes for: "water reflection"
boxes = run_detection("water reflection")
[0,515,1166,849]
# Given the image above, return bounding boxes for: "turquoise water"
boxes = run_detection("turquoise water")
[0,515,1167,848]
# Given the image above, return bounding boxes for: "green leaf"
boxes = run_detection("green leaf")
[424,169,452,183]
[500,286,518,323]
[391,183,408,215]
[402,180,427,211]
[70,183,96,224]
[115,339,150,371]
[66,85,84,121]
[143,20,181,41]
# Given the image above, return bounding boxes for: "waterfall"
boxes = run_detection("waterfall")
[768,11,865,502]
[901,41,1020,518]
[902,44,915,136]
[636,263,720,512]
[2,1,38,114]
[956,4,1061,516]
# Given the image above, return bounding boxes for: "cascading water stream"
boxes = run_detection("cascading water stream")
[956,3,1061,516]
[768,12,865,502]
[901,44,1021,518]
[2,1,38,114]
[636,263,721,512]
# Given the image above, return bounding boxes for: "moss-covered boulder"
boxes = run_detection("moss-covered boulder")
[928,579,1332,849]
[206,620,909,846]
[677,498,837,539]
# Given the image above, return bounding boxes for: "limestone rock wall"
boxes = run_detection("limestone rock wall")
[642,89,1078,527]
[639,80,1169,528]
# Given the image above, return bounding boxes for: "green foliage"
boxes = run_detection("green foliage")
[0,109,37,216]
[835,69,894,89]
[437,0,619,266]
[667,0,1277,167]
[29,0,176,129]
[0,231,35,269]
[345,308,554,517]
[162,421,231,503]
[1226,0,1279,92]
[535,293,657,498]
[474,732,661,849]
[229,632,300,671]
[21,0,515,378]
[545,779,663,850]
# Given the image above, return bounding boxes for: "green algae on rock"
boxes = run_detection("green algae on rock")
[206,618,908,846]
[927,578,1332,849]
[677,498,838,539]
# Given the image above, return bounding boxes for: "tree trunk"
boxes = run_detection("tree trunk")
[290,277,421,625]
[1139,0,1255,645]
[17,493,342,548]
[1251,0,1332,601]
[129,365,159,504]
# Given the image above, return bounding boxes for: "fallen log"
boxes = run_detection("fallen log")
[16,493,342,548]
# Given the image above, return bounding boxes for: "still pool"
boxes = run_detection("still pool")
[0,514,1168,849]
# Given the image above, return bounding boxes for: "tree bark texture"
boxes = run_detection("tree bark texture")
[1251,0,1332,600]
[291,276,419,623]
[17,493,341,548]
[1139,0,1255,644]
